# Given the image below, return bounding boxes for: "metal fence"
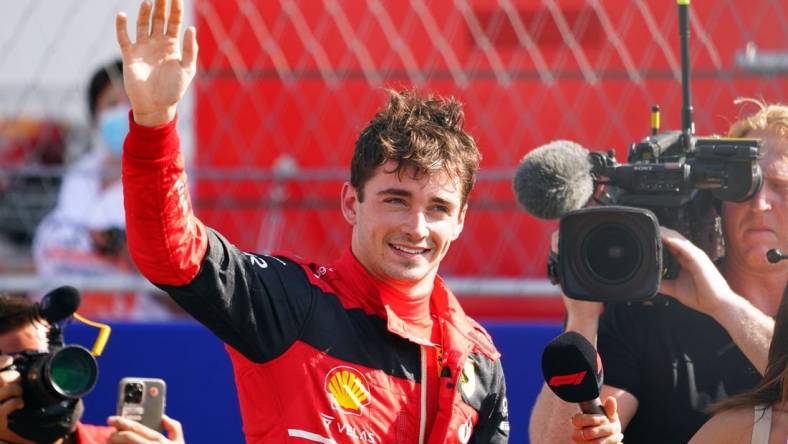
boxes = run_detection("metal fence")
[0,1,786,314]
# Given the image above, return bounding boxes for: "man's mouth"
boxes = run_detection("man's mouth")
[390,243,431,255]
[745,227,775,235]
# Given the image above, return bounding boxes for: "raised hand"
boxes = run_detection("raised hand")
[115,0,198,127]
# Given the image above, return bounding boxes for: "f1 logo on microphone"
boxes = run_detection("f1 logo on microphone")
[548,370,587,387]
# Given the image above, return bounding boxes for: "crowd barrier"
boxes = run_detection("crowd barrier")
[69,320,562,444]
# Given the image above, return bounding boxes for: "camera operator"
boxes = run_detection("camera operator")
[0,295,184,444]
[529,101,787,444]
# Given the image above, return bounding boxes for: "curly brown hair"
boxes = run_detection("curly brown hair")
[350,89,481,205]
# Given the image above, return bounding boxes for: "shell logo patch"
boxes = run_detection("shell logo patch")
[325,366,371,415]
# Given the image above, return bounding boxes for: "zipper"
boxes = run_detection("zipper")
[418,345,427,444]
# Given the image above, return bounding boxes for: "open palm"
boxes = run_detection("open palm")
[115,0,197,127]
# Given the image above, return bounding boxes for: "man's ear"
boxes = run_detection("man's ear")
[341,182,359,225]
[452,203,468,240]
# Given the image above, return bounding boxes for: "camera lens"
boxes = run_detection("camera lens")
[581,223,642,284]
[124,383,144,403]
[558,206,662,301]
[48,346,98,398]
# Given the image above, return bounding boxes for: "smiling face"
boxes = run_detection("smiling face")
[342,161,467,295]
[722,128,788,271]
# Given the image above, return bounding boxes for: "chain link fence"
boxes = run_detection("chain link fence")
[0,0,786,317]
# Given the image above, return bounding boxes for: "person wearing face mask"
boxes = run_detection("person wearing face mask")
[0,295,185,443]
[31,60,173,320]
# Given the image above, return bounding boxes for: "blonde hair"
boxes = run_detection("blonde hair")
[727,98,788,139]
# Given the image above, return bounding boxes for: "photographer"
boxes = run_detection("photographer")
[529,101,787,444]
[0,295,184,443]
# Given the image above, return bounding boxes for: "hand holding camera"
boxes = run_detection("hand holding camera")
[657,227,737,317]
[549,230,604,331]
[0,355,23,430]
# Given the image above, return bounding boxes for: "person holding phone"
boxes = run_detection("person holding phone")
[0,295,184,444]
[116,378,167,433]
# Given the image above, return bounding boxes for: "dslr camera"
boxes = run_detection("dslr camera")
[6,287,99,438]
[541,3,764,302]
[10,344,97,410]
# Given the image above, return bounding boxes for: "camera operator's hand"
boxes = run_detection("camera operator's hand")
[107,414,184,444]
[0,355,23,431]
[552,231,603,332]
[658,227,736,316]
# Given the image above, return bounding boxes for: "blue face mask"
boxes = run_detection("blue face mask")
[97,105,130,158]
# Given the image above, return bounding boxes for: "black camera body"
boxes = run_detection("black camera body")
[544,0,769,302]
[551,133,763,302]
[10,345,98,411]
[2,287,104,442]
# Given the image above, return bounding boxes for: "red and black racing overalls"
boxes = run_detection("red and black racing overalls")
[121,115,510,443]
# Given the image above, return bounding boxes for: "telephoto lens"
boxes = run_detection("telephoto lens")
[13,345,98,408]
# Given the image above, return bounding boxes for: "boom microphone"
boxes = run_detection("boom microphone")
[541,331,605,414]
[37,286,81,324]
[512,140,595,219]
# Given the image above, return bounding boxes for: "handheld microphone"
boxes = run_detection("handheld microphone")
[541,331,605,415]
[767,249,788,264]
[512,140,595,220]
[37,286,81,324]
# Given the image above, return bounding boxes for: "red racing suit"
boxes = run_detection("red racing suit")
[73,423,115,444]
[121,115,510,443]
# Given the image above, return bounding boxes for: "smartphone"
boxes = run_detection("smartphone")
[116,377,166,432]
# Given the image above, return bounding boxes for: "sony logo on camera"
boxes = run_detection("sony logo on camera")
[515,2,765,303]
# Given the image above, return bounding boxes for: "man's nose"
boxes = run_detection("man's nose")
[749,182,773,212]
[403,210,429,239]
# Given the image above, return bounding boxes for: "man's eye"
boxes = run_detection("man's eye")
[384,198,406,205]
[432,205,450,214]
